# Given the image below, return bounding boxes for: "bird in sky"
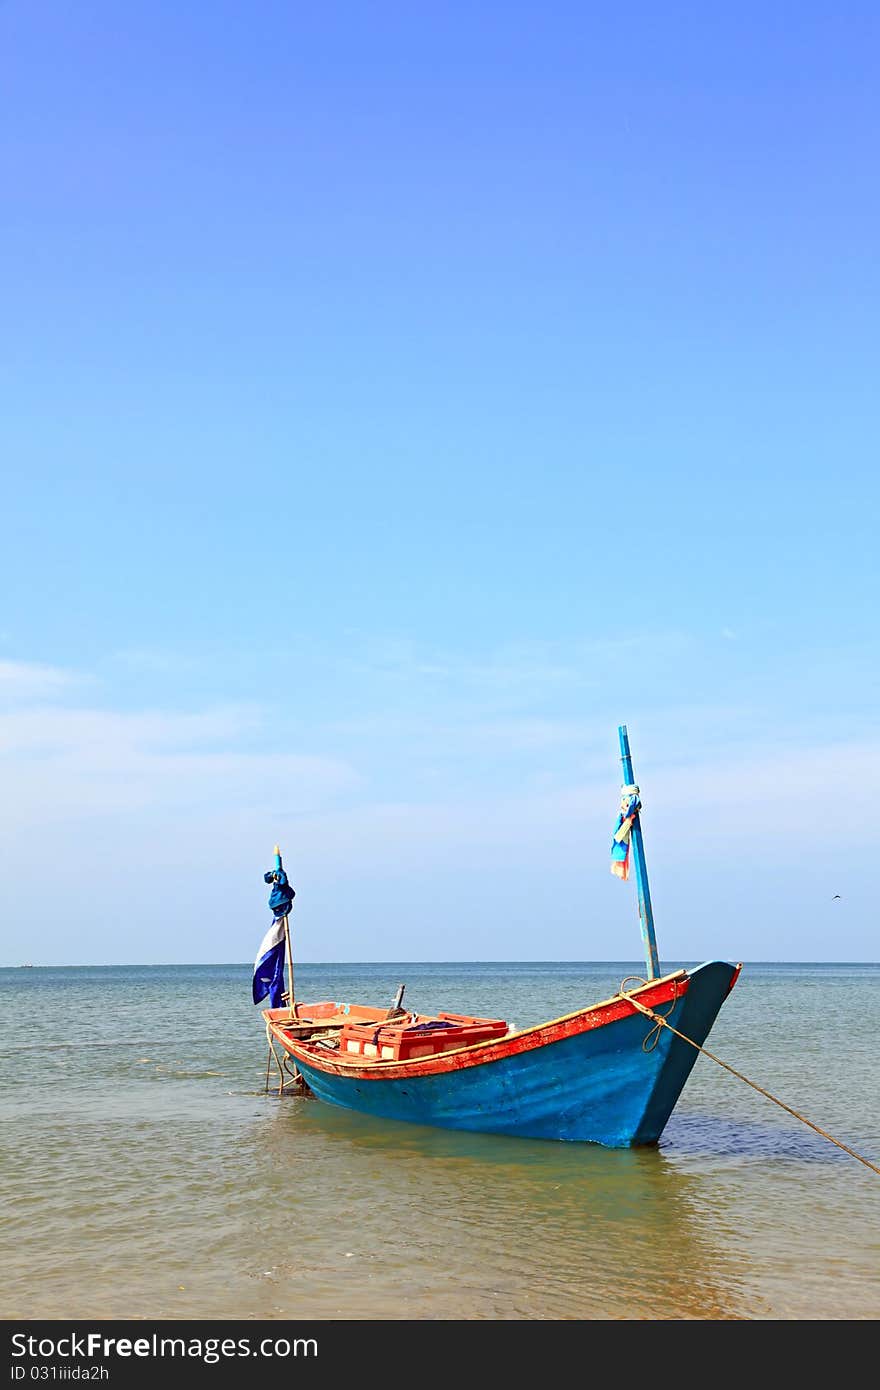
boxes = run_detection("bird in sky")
[832,894,841,900]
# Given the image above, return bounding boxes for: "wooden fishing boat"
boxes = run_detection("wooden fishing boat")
[258,726,742,1148]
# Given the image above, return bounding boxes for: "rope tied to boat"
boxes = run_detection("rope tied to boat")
[265,1021,292,1094]
[618,980,880,1176]
[619,975,678,1051]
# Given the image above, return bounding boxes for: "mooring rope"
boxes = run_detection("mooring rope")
[265,1023,286,1094]
[620,984,880,1176]
[265,1022,308,1095]
[282,1050,303,1091]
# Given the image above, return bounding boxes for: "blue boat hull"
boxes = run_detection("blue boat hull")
[281,961,740,1148]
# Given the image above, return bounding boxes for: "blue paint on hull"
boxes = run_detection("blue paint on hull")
[290,960,739,1148]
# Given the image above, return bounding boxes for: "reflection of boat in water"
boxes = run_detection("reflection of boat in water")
[256,726,742,1150]
[260,1100,749,1319]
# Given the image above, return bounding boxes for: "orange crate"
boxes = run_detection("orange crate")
[340,1013,508,1062]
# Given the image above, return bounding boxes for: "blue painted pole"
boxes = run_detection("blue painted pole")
[618,725,660,980]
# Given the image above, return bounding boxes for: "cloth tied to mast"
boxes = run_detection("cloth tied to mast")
[610,784,641,881]
[263,866,295,920]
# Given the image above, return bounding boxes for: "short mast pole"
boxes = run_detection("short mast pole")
[275,844,295,1016]
[618,725,660,980]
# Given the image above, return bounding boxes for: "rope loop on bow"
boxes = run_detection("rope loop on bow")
[618,975,678,1051]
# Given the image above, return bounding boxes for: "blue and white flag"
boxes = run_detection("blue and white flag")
[253,847,296,1007]
[252,916,287,1007]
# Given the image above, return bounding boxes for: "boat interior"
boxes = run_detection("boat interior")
[264,996,511,1062]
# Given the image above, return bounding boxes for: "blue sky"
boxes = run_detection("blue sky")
[1,1,878,966]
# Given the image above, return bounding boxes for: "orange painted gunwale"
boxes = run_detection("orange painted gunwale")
[266,968,692,1083]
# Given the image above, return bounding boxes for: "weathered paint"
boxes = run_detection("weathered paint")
[266,960,742,1148]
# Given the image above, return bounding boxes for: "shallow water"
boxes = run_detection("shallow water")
[2,961,878,1320]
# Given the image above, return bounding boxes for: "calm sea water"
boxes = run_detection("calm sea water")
[2,960,879,1321]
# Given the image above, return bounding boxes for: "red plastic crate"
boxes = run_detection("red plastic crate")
[339,1012,508,1062]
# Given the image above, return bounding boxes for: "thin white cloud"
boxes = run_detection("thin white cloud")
[341,633,691,694]
[0,702,360,824]
[0,660,77,700]
[108,647,185,673]
[0,704,264,756]
[648,738,879,846]
[1,649,877,963]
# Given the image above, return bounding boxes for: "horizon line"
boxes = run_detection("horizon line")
[4,958,878,969]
